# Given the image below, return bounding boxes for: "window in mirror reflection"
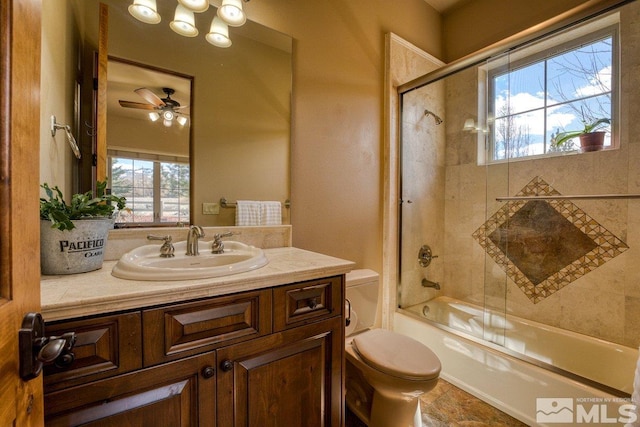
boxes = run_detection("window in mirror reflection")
[110,156,190,225]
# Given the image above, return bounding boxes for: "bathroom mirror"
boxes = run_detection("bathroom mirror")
[59,0,292,226]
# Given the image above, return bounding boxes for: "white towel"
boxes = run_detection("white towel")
[235,200,261,226]
[261,201,282,225]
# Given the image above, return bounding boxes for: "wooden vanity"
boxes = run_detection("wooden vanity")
[40,246,354,426]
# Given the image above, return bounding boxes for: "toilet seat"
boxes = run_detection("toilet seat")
[352,329,440,381]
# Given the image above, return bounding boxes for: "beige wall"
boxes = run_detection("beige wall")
[40,0,80,193]
[245,1,443,271]
[442,0,593,61]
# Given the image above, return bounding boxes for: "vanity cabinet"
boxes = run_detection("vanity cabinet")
[43,275,344,426]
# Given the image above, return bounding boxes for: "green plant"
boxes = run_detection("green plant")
[551,117,611,147]
[40,180,127,231]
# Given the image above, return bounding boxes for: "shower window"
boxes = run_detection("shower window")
[485,17,618,162]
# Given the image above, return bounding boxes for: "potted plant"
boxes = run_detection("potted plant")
[551,116,611,152]
[40,180,127,275]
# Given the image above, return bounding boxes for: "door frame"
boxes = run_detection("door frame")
[0,0,44,425]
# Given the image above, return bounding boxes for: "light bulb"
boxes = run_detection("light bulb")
[128,0,161,24]
[217,0,246,27]
[163,110,175,121]
[163,119,173,127]
[206,17,232,48]
[178,0,209,13]
[177,116,188,126]
[170,5,198,37]
[149,112,160,122]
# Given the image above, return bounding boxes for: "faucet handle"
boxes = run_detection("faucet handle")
[214,231,235,240]
[147,235,175,258]
[211,232,236,254]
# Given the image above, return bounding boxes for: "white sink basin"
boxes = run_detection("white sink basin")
[112,241,268,281]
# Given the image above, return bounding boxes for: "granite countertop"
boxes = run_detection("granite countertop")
[41,247,355,322]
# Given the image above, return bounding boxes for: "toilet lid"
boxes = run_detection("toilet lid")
[352,329,441,381]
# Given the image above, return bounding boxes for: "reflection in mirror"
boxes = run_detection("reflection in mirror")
[107,59,192,225]
[61,0,292,227]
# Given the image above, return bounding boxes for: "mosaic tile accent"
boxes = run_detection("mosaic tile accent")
[472,177,629,304]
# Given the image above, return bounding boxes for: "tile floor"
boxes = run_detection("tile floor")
[346,378,527,427]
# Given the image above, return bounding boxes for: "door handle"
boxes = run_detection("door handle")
[19,313,76,381]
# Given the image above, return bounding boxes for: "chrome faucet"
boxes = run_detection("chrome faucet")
[211,231,234,254]
[186,225,205,256]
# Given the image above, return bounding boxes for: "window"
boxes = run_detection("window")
[109,155,190,225]
[487,19,618,162]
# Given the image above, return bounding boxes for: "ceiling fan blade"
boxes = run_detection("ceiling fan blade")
[118,100,158,110]
[134,88,166,107]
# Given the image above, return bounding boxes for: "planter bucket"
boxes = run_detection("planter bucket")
[40,218,114,275]
[579,131,605,152]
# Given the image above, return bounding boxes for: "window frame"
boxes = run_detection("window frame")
[108,150,190,227]
[480,16,620,164]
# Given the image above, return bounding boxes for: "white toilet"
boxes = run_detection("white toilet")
[345,269,441,427]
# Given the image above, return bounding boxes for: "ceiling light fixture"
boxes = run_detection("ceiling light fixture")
[128,0,161,24]
[170,5,199,37]
[218,0,247,27]
[206,16,232,48]
[149,112,160,122]
[178,0,209,13]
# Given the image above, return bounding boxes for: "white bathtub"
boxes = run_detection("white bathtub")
[395,296,639,426]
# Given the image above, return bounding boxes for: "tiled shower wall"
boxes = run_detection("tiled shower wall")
[401,1,640,348]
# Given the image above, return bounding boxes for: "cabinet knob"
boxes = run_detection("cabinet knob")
[220,359,233,372]
[201,366,215,379]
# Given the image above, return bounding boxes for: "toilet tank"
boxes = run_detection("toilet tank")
[345,269,379,335]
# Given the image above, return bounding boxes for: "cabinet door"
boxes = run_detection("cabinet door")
[44,352,216,427]
[217,317,344,427]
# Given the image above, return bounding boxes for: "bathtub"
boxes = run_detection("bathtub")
[395,296,638,426]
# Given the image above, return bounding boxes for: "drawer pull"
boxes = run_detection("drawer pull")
[307,298,319,310]
[220,359,234,372]
[201,366,215,379]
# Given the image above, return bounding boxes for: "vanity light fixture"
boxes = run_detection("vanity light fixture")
[128,0,161,24]
[206,16,232,48]
[128,0,250,47]
[217,0,247,27]
[170,5,199,37]
[178,0,209,13]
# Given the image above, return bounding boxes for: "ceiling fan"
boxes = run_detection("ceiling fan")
[119,87,189,127]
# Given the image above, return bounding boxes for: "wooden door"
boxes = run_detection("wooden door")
[0,0,44,425]
[217,317,344,427]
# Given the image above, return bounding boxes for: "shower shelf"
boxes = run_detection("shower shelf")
[496,194,640,201]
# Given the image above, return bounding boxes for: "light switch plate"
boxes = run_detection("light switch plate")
[202,202,220,215]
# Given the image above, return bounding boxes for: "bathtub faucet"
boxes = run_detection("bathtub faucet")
[422,278,440,290]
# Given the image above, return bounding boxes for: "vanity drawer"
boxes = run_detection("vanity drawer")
[143,289,272,366]
[273,276,343,331]
[43,312,142,392]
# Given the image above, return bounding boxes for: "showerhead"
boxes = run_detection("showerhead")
[424,109,443,125]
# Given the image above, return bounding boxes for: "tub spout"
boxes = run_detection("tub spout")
[422,278,440,290]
